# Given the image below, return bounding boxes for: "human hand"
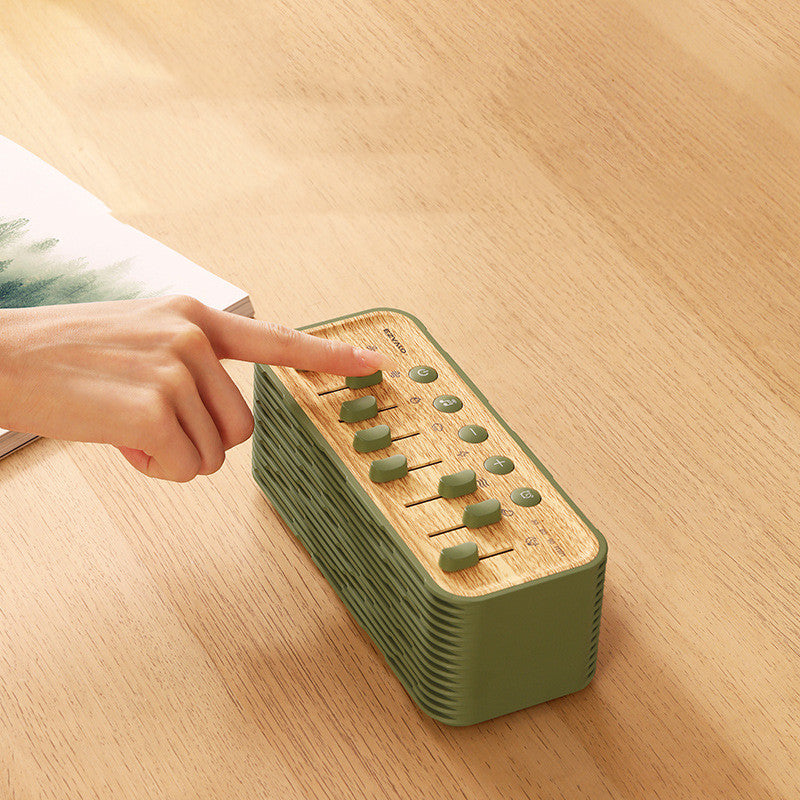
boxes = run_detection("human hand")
[0,295,389,481]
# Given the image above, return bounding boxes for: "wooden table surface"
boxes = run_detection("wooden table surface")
[2,2,799,798]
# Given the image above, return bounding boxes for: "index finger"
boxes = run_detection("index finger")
[199,307,392,376]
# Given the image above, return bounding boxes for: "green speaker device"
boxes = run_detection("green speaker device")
[252,308,607,726]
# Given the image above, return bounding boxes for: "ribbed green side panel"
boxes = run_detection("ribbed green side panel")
[252,356,607,726]
[253,366,473,723]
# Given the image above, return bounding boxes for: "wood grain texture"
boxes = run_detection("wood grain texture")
[273,309,599,596]
[1,1,799,798]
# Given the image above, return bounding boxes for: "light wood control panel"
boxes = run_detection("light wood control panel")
[270,309,600,598]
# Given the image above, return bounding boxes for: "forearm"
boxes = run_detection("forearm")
[0,307,41,433]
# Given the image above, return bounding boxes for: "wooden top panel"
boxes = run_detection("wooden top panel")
[271,310,600,597]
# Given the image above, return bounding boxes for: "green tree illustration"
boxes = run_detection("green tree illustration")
[0,216,154,308]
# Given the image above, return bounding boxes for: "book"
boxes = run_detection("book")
[0,135,254,458]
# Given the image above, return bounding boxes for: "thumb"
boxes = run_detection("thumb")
[199,308,391,375]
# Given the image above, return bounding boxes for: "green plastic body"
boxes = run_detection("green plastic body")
[252,308,607,726]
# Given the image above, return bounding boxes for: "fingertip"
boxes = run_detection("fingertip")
[352,347,396,374]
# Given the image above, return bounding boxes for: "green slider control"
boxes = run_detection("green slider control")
[369,453,408,483]
[353,424,392,453]
[340,395,378,422]
[438,469,477,499]
[439,542,479,573]
[463,498,502,528]
[346,370,383,389]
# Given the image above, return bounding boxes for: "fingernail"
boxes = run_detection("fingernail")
[356,348,393,370]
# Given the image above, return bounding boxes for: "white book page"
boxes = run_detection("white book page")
[0,134,110,219]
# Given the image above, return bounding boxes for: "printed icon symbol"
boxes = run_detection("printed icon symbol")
[418,368,430,376]
[390,370,401,377]
[520,489,533,499]
[431,422,444,432]
[410,396,421,404]
[365,344,378,351]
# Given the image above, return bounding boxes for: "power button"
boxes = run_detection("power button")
[408,365,438,383]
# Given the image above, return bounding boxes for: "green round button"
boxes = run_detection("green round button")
[433,395,463,413]
[484,455,514,475]
[511,487,542,507]
[458,424,488,444]
[409,365,438,383]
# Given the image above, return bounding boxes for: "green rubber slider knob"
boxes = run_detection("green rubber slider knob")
[345,370,383,389]
[353,424,392,453]
[462,498,502,528]
[340,395,378,422]
[369,453,408,483]
[439,542,479,572]
[438,469,477,499]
